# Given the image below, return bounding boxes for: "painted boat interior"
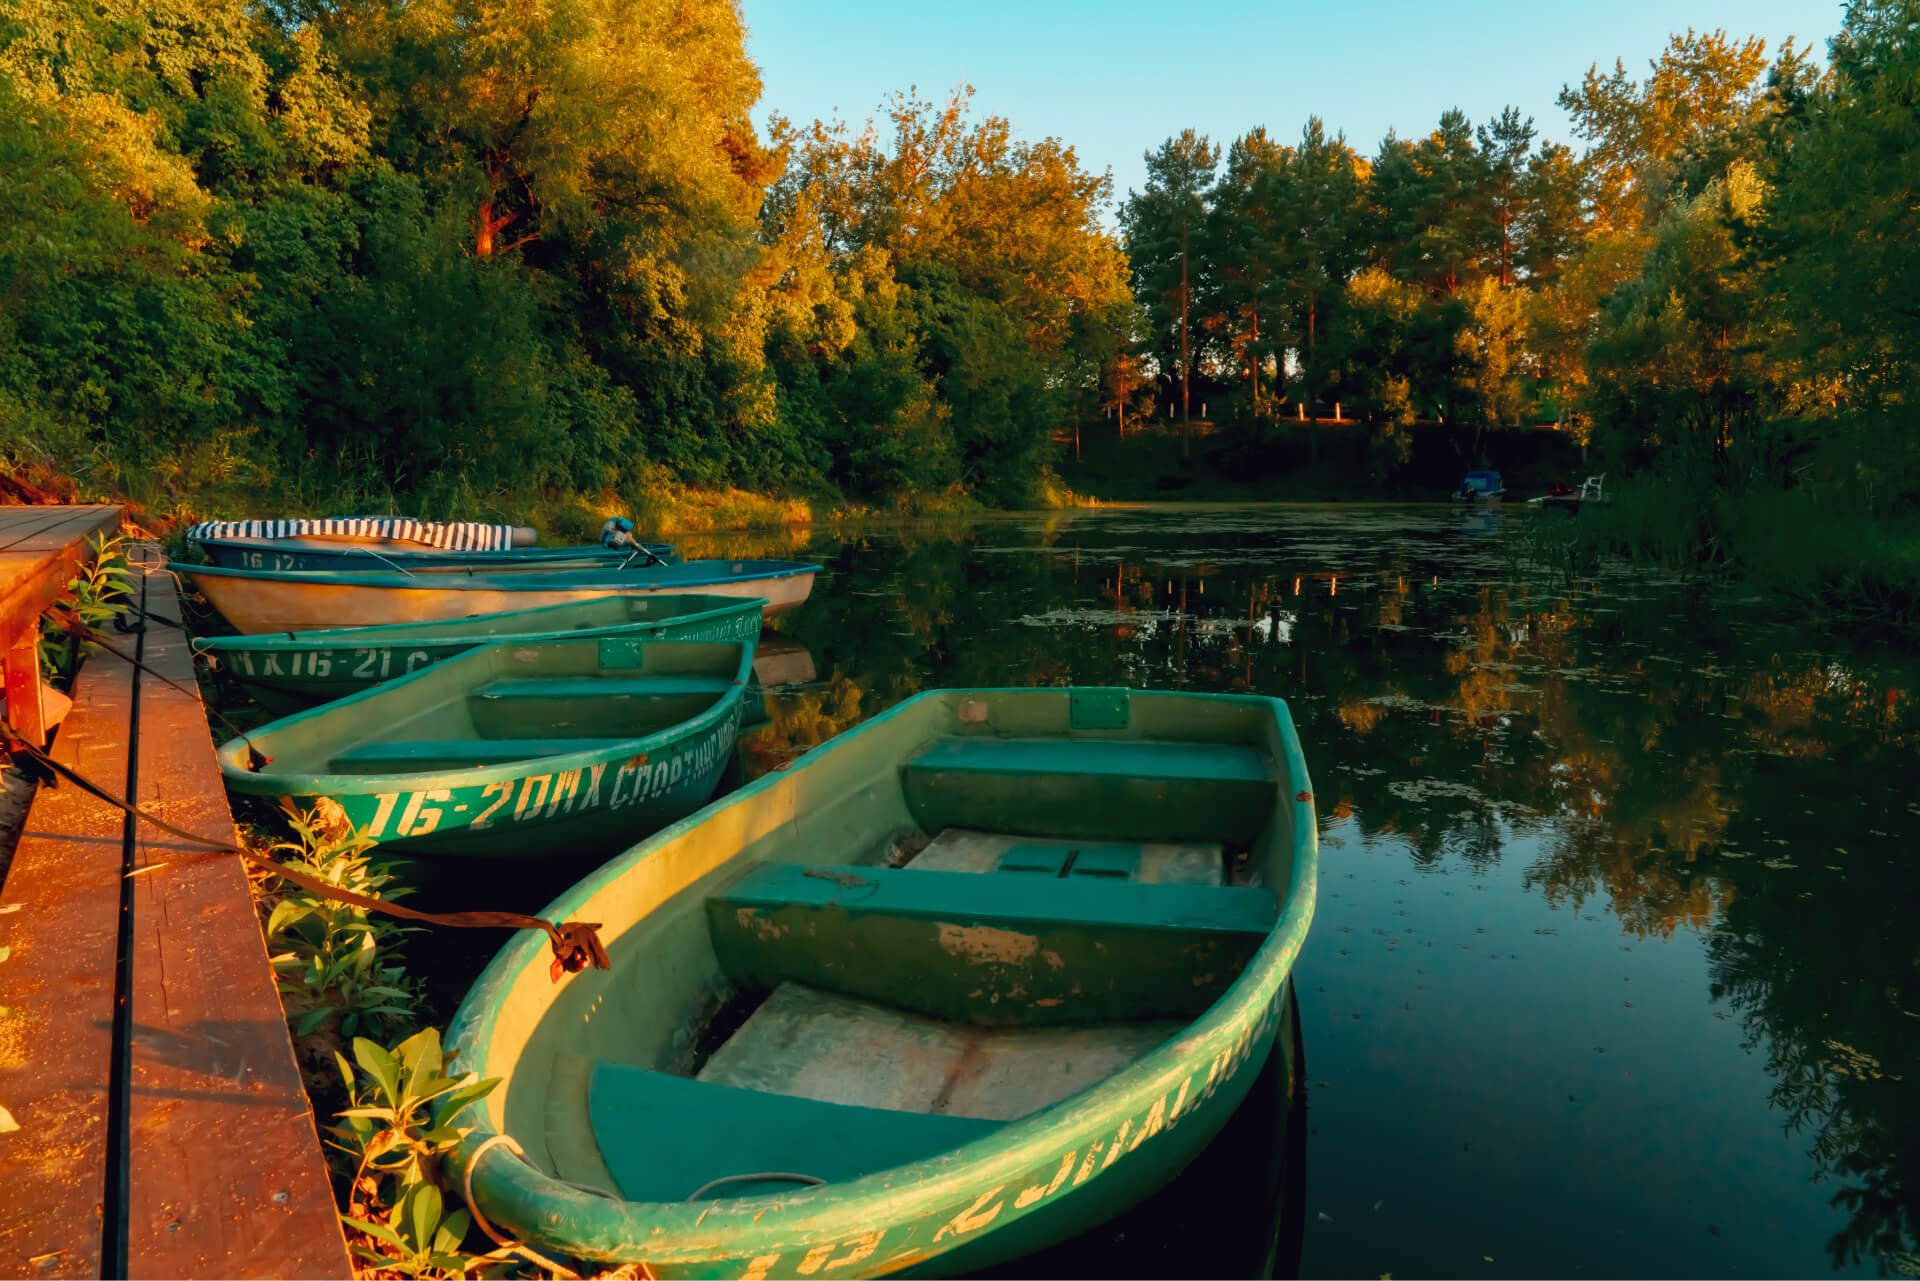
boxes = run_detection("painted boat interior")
[466,688,1304,1211]
[243,638,748,778]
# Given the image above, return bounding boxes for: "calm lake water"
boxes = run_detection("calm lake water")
[682,503,1918,1280]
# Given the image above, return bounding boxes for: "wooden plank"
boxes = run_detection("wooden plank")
[0,507,121,724]
[123,562,351,1279]
[0,620,136,1279]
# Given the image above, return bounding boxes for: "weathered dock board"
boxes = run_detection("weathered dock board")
[123,564,349,1277]
[0,551,349,1278]
[0,617,135,1278]
[0,505,121,746]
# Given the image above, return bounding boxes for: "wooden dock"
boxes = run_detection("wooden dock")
[0,523,349,1278]
[0,505,120,746]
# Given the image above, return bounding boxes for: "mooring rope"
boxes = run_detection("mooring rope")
[0,720,612,981]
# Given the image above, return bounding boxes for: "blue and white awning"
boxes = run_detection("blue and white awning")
[185,517,517,551]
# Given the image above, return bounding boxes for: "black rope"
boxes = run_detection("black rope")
[44,604,270,767]
[0,721,611,979]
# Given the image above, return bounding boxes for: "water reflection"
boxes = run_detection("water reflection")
[729,505,1917,1278]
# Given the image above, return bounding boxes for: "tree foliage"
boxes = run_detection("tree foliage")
[0,3,1128,514]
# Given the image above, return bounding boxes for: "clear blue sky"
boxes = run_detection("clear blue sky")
[742,0,1845,210]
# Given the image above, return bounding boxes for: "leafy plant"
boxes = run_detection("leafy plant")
[347,1182,484,1279]
[331,1028,510,1279]
[38,533,132,684]
[262,803,422,1047]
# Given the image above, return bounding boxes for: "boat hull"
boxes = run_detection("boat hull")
[193,537,676,574]
[444,686,1318,1277]
[180,560,817,633]
[197,595,764,715]
[217,638,755,862]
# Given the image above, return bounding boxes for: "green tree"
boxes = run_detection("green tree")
[1271,118,1367,412]
[1558,28,1775,231]
[1122,130,1219,446]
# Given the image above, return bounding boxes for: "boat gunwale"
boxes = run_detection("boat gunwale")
[442,685,1318,1269]
[178,559,819,592]
[191,594,762,657]
[215,636,757,799]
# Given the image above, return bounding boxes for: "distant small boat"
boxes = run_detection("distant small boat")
[196,595,764,716]
[444,685,1317,1277]
[1452,471,1505,503]
[1525,473,1609,513]
[217,636,755,861]
[179,559,818,634]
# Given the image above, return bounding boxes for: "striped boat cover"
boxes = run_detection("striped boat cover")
[185,517,517,551]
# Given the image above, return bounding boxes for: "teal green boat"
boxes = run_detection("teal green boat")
[216,637,754,861]
[195,595,763,716]
[444,685,1317,1277]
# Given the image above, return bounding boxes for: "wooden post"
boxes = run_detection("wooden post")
[2,633,47,746]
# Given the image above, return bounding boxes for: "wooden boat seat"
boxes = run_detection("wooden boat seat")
[470,676,736,703]
[328,738,637,772]
[707,863,1275,1027]
[585,1060,1000,1203]
[903,828,1226,885]
[901,737,1276,844]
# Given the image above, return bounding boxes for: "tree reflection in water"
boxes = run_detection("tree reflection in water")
[723,507,1917,1276]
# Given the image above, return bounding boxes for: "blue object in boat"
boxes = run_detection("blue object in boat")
[1457,471,1505,499]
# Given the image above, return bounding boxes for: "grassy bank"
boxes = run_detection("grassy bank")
[4,450,1036,546]
[1539,473,1920,636]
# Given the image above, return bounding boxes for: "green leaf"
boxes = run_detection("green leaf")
[395,1026,443,1090]
[353,1037,400,1106]
[405,1182,443,1252]
[437,1076,501,1124]
[436,1208,472,1253]
[344,1217,404,1249]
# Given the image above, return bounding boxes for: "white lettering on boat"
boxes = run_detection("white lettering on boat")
[513,775,552,820]
[366,792,400,839]
[931,1186,1005,1242]
[396,788,451,837]
[611,762,633,807]
[545,769,581,817]
[820,1230,882,1270]
[1015,1151,1075,1208]
[582,762,607,809]
[470,780,512,830]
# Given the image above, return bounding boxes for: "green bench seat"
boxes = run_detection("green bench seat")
[707,863,1276,1027]
[470,676,736,702]
[328,738,635,772]
[901,737,1277,845]
[587,1062,999,1203]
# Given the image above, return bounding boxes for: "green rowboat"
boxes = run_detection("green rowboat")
[196,595,764,716]
[444,685,1317,1277]
[217,637,754,861]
